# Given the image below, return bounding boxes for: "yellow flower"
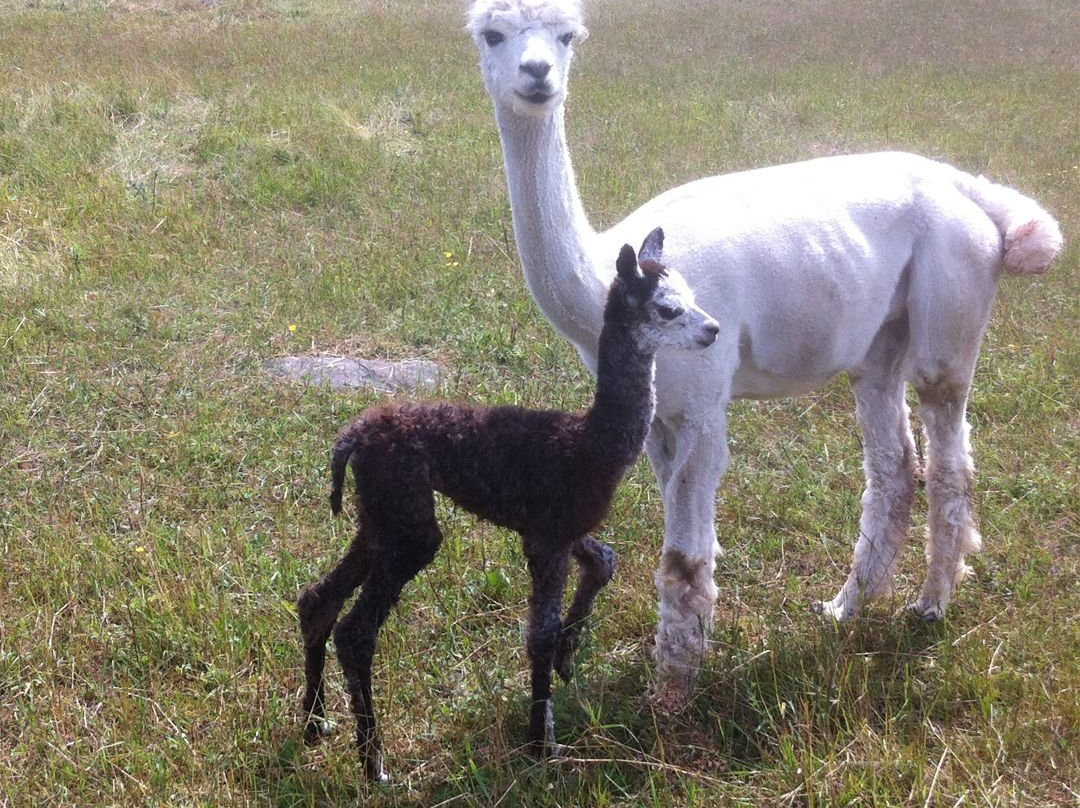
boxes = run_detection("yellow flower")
[443,251,453,259]
[288,323,298,333]
[135,545,146,554]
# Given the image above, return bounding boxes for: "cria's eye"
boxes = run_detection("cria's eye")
[483,30,505,47]
[656,304,683,321]
[559,32,574,46]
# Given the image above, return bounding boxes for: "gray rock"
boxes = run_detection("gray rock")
[262,355,443,394]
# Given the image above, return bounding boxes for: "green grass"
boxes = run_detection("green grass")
[1,0,1077,805]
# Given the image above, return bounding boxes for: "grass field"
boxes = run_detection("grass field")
[1,0,1077,805]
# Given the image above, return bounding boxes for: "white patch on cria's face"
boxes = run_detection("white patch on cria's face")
[467,0,588,117]
[638,270,720,352]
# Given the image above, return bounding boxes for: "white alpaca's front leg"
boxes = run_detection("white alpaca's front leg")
[644,417,677,489]
[651,410,728,703]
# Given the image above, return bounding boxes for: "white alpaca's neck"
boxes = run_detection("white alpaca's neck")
[495,104,605,356]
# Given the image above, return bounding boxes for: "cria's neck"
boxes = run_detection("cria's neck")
[584,315,656,472]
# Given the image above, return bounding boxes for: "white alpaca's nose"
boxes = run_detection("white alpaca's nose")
[520,59,551,80]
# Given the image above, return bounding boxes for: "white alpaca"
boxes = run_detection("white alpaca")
[466,0,1063,699]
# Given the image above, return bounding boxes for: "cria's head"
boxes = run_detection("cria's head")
[613,227,720,352]
[467,0,588,117]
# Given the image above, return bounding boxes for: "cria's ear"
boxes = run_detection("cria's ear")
[616,243,640,282]
[637,226,665,272]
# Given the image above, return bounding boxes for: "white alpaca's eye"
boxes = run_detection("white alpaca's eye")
[559,32,574,46]
[483,30,505,47]
[656,304,683,321]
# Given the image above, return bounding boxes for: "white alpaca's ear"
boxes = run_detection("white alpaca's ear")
[638,227,665,272]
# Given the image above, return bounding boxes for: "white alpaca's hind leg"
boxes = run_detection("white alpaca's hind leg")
[910,385,981,620]
[652,410,728,702]
[819,372,917,620]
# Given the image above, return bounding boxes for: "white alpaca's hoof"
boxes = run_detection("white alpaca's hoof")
[812,597,856,621]
[649,675,690,714]
[907,600,944,621]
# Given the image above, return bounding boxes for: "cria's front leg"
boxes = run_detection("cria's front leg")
[524,544,571,757]
[554,536,616,682]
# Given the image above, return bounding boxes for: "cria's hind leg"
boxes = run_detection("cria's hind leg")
[553,535,616,682]
[333,514,442,782]
[523,540,572,758]
[817,362,917,620]
[909,383,981,621]
[297,526,373,742]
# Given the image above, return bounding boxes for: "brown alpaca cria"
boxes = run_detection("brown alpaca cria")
[296,228,719,781]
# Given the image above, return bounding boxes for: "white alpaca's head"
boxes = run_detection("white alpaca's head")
[467,0,588,117]
[615,228,720,353]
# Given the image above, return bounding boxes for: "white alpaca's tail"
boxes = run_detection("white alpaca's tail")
[955,171,1064,275]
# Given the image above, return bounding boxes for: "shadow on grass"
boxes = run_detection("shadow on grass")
[684,609,952,761]
[257,610,968,806]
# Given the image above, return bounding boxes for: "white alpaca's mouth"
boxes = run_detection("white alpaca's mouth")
[515,89,555,105]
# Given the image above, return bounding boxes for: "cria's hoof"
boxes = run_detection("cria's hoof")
[553,650,574,683]
[553,628,582,683]
[529,740,569,760]
[364,751,390,783]
[303,716,335,744]
[545,742,570,759]
[555,660,573,684]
